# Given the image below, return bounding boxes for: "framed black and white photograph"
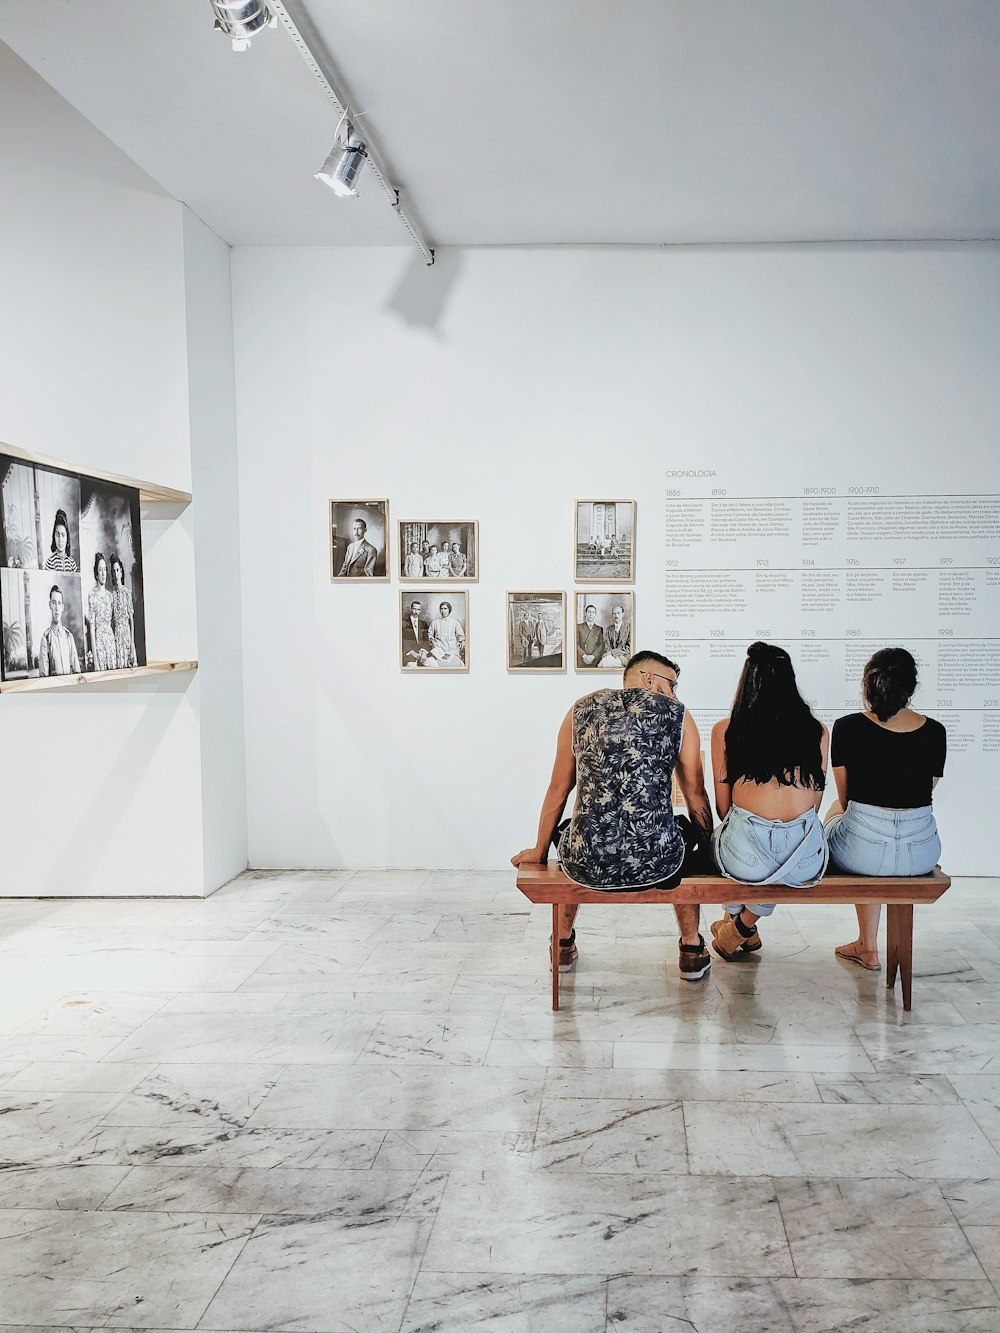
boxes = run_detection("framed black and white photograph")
[1,458,82,574]
[329,499,389,581]
[399,520,478,581]
[574,591,635,671]
[2,453,145,682]
[507,591,565,672]
[79,480,146,673]
[574,499,636,582]
[400,590,469,671]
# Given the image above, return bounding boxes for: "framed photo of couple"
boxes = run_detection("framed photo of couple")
[400,590,469,672]
[574,591,635,672]
[574,499,636,582]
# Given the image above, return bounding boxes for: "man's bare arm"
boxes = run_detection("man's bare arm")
[710,718,732,820]
[675,712,714,841]
[511,708,576,865]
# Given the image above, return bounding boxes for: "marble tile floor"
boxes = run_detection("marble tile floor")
[1,869,999,1331]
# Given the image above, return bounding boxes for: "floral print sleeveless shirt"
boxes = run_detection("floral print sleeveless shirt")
[558,688,686,890]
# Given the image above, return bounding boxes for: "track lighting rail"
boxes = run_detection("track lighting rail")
[270,0,434,265]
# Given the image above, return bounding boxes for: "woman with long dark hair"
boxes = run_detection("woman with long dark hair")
[828,648,946,970]
[709,642,829,959]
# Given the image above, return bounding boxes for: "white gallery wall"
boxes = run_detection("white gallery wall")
[182,209,249,893]
[0,46,245,896]
[232,243,1000,875]
[4,30,997,887]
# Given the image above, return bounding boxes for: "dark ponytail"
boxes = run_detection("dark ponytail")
[863,647,917,723]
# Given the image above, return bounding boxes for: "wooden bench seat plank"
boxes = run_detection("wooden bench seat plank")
[516,863,951,1013]
[516,865,949,907]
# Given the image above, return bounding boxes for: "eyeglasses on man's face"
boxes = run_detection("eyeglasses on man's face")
[645,671,679,693]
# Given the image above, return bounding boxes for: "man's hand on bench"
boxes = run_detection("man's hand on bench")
[511,847,548,867]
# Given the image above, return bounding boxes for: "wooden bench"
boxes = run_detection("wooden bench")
[516,864,951,1012]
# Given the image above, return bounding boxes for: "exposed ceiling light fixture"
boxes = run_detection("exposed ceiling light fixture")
[269,0,433,264]
[210,1,277,52]
[315,119,367,198]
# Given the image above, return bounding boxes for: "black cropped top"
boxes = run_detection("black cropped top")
[830,712,947,809]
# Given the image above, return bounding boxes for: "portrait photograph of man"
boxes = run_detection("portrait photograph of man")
[1,568,85,682]
[36,577,84,677]
[507,591,565,672]
[574,499,636,582]
[330,500,389,581]
[398,520,477,581]
[575,591,635,671]
[400,590,469,671]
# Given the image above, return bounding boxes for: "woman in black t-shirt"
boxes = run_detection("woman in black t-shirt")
[825,647,946,970]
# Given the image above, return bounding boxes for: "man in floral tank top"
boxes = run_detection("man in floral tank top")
[512,651,714,981]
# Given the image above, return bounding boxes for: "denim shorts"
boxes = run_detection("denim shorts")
[825,801,940,877]
[712,804,828,918]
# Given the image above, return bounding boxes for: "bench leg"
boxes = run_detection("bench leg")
[885,905,899,991]
[886,903,914,1012]
[552,904,561,1011]
[899,904,913,1012]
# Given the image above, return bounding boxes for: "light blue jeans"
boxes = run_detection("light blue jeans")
[825,801,940,876]
[712,804,828,917]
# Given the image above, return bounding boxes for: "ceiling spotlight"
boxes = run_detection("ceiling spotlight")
[315,137,368,198]
[210,1,277,52]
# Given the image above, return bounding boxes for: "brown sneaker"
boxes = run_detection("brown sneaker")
[735,919,762,953]
[549,928,578,973]
[710,913,761,960]
[678,934,712,981]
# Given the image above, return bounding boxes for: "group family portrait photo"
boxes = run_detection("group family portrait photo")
[399,520,477,581]
[1,453,145,682]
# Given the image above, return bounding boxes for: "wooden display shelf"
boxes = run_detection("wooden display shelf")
[0,660,198,694]
[1,440,191,505]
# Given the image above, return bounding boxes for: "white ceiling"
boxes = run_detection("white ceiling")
[3,0,999,249]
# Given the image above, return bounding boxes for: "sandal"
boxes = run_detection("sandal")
[834,940,881,972]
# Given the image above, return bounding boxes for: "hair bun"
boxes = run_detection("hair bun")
[863,647,917,721]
